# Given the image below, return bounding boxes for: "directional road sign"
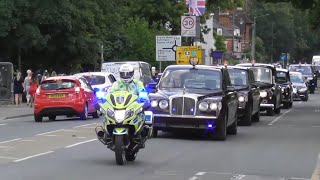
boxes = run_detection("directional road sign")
[280,53,286,61]
[176,46,202,65]
[156,36,182,61]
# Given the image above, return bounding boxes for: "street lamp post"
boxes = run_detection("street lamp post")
[251,14,269,61]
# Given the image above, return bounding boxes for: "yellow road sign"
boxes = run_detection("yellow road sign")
[176,46,202,65]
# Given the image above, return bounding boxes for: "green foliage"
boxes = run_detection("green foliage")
[213,32,226,51]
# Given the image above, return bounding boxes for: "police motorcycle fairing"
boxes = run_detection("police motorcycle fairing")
[95,90,153,165]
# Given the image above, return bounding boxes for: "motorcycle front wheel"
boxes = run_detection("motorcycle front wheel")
[115,135,125,165]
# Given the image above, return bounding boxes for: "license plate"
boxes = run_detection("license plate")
[48,94,66,98]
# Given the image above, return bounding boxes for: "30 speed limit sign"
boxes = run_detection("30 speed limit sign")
[181,16,197,37]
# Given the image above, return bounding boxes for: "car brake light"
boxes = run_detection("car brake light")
[75,87,80,93]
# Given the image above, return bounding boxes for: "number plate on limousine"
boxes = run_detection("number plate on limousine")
[48,94,66,98]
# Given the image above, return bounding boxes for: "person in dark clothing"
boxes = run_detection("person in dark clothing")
[13,72,24,107]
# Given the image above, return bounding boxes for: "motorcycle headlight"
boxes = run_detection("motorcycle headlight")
[238,96,245,102]
[159,100,168,109]
[114,110,126,123]
[199,102,209,111]
[151,100,158,107]
[210,102,222,111]
[299,87,308,92]
[107,108,115,119]
[125,108,134,119]
[260,91,267,98]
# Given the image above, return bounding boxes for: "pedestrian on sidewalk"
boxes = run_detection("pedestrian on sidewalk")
[51,71,57,77]
[24,70,32,106]
[29,72,39,108]
[13,71,24,107]
[41,70,49,82]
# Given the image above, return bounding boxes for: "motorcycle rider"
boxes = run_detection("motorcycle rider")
[108,63,151,138]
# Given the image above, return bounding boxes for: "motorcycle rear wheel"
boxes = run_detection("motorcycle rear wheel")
[115,135,125,165]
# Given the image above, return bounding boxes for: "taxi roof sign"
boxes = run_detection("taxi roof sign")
[176,46,202,65]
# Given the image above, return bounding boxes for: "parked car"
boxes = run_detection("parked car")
[101,61,154,86]
[276,68,293,109]
[226,66,261,126]
[148,62,239,141]
[74,72,116,100]
[34,76,99,122]
[237,63,282,116]
[290,72,309,101]
[289,64,317,93]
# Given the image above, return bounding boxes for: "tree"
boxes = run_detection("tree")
[213,32,226,51]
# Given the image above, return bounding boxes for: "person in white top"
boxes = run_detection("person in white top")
[24,70,32,106]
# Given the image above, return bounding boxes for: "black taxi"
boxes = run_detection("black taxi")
[225,66,261,126]
[148,62,239,141]
[276,68,293,109]
[237,63,282,116]
[289,64,317,94]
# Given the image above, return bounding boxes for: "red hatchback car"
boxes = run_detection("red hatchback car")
[34,76,99,122]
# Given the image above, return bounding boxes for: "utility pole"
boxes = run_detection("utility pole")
[271,23,274,64]
[251,17,256,61]
[100,45,104,71]
[232,14,235,54]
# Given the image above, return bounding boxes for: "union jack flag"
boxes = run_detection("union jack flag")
[188,0,206,16]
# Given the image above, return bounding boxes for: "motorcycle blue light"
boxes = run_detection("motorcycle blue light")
[172,108,176,112]
[139,91,149,99]
[96,91,105,99]
[208,124,213,128]
[190,108,194,112]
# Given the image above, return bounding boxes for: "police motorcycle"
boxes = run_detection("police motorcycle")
[95,90,153,165]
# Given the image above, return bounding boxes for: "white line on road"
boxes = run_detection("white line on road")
[64,129,78,132]
[42,135,58,137]
[13,151,54,162]
[64,139,97,148]
[195,172,206,176]
[0,138,22,144]
[0,156,18,160]
[0,146,14,148]
[21,139,36,142]
[73,123,98,129]
[0,123,7,126]
[76,137,87,139]
[36,129,64,136]
[188,177,198,180]
[268,108,294,126]
[312,126,320,128]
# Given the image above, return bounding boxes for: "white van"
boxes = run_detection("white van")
[312,55,320,65]
[101,61,154,86]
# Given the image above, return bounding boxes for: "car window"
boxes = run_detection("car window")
[290,75,304,83]
[82,75,106,86]
[41,79,76,90]
[227,69,248,88]
[251,67,273,83]
[277,71,289,83]
[141,63,152,77]
[289,66,312,75]
[159,69,221,90]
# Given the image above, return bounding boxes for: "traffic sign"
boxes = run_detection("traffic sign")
[176,46,202,65]
[280,53,286,61]
[156,36,182,61]
[181,16,200,37]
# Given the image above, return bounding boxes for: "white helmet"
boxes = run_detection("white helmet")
[119,64,134,84]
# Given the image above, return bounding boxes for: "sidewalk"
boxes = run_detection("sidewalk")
[0,103,33,120]
[312,153,320,180]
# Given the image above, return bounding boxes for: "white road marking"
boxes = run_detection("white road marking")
[21,139,36,142]
[36,129,64,136]
[80,126,96,129]
[0,123,7,126]
[290,178,310,180]
[13,151,54,162]
[73,123,98,129]
[268,108,294,126]
[188,176,198,180]
[0,138,22,144]
[195,172,206,176]
[0,146,14,148]
[312,126,320,128]
[76,137,87,139]
[64,129,78,132]
[64,139,97,148]
[0,156,18,160]
[42,135,58,137]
